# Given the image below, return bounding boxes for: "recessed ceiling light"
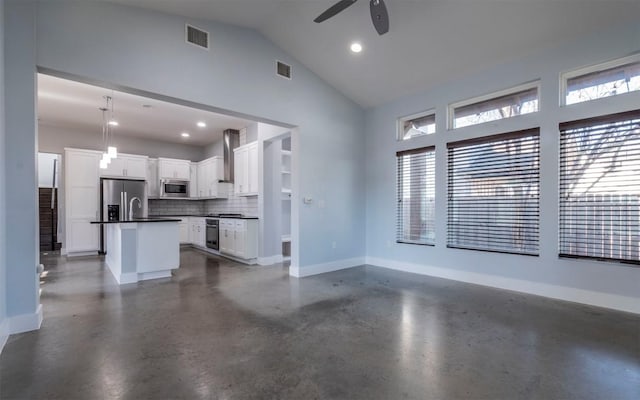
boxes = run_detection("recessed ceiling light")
[181,132,190,138]
[108,120,119,126]
[350,42,362,53]
[197,121,207,128]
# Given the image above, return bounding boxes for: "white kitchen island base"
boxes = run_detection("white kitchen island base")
[103,221,179,284]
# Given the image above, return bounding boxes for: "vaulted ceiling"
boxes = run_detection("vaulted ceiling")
[109,1,640,108]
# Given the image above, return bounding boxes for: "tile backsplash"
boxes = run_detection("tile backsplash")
[204,193,258,217]
[149,188,258,217]
[149,199,204,216]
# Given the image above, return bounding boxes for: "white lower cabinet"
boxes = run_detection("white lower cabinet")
[189,217,206,248]
[219,218,257,259]
[178,219,190,244]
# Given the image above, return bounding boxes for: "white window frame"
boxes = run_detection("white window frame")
[446,128,541,255]
[560,53,640,107]
[397,109,436,141]
[448,81,541,130]
[396,146,436,246]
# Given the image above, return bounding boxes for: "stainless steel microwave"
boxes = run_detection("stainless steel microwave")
[160,179,189,198]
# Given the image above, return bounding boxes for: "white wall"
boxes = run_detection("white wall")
[203,140,223,159]
[3,0,365,317]
[37,152,60,188]
[39,123,205,161]
[365,20,640,313]
[0,0,8,347]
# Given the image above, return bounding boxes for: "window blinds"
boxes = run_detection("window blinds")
[447,129,540,255]
[397,146,436,245]
[559,110,640,264]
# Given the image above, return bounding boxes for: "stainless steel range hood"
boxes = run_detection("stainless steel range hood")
[222,129,240,183]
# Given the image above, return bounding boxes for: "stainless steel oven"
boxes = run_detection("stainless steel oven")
[206,219,219,250]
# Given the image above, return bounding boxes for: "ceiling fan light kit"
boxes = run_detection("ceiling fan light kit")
[315,0,389,36]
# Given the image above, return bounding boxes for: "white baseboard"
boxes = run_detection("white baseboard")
[289,257,365,278]
[138,270,172,282]
[8,304,43,334]
[0,318,9,354]
[66,250,98,258]
[117,272,138,285]
[110,267,172,285]
[366,257,640,314]
[258,254,283,266]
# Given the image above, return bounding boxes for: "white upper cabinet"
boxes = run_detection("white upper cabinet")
[234,142,258,196]
[190,163,198,198]
[99,154,148,179]
[158,158,190,180]
[147,158,159,198]
[125,156,148,178]
[197,158,209,198]
[196,156,227,199]
[248,142,258,194]
[64,148,101,254]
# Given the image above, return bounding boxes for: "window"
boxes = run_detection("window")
[397,147,436,245]
[559,110,640,264]
[450,83,539,129]
[447,129,540,255]
[398,111,436,140]
[563,55,640,105]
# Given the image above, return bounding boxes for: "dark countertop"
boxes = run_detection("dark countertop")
[90,218,182,224]
[148,214,259,220]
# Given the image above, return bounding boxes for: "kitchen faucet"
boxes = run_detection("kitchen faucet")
[129,197,142,220]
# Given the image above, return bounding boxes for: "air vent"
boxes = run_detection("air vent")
[277,61,292,79]
[186,24,209,49]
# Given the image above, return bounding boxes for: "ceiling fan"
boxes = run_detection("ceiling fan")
[314,0,389,35]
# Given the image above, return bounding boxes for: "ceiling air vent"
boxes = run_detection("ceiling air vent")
[185,24,209,49]
[277,61,292,80]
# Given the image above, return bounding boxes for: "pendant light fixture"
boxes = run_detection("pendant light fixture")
[99,95,118,169]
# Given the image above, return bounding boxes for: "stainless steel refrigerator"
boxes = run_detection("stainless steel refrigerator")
[100,178,148,253]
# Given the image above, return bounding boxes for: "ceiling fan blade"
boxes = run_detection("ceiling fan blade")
[369,0,389,35]
[314,0,358,23]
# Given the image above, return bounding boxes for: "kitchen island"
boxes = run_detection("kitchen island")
[91,218,180,284]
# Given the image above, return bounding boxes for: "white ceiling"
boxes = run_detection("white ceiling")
[106,0,640,108]
[38,74,254,146]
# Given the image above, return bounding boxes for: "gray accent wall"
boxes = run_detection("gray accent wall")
[364,20,640,311]
[39,124,205,161]
[3,0,366,319]
[4,1,39,323]
[0,0,7,333]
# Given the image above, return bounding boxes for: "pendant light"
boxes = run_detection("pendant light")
[99,95,118,169]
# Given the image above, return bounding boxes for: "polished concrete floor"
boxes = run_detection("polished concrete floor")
[1,249,639,399]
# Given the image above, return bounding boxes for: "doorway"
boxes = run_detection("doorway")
[38,152,62,252]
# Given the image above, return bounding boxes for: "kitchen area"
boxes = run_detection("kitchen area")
[37,74,292,284]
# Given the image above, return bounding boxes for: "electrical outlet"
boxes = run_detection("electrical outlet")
[386,240,392,248]
[332,241,337,249]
